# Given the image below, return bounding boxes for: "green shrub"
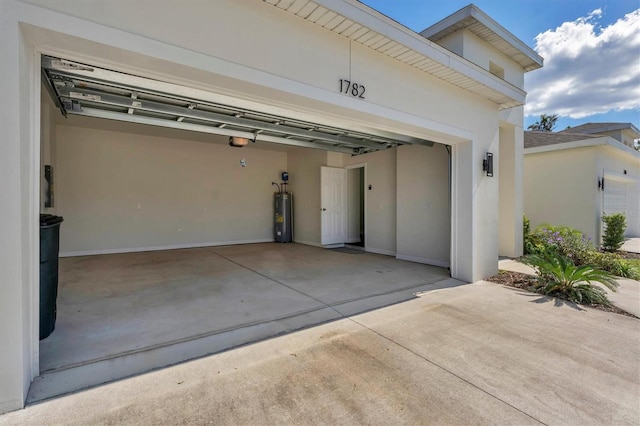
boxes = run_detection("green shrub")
[583,251,640,280]
[523,223,638,279]
[523,215,533,254]
[527,224,594,263]
[602,213,626,252]
[522,250,618,305]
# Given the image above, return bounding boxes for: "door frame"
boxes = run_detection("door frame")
[345,163,367,249]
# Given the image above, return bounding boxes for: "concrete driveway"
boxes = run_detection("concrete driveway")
[622,237,640,253]
[2,282,638,425]
[33,244,453,403]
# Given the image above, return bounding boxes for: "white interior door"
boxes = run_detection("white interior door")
[321,166,347,245]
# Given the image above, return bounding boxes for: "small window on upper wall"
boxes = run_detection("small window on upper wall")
[489,61,504,79]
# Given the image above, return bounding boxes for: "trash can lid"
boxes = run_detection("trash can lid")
[40,214,64,227]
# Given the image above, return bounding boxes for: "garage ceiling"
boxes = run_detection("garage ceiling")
[42,56,434,155]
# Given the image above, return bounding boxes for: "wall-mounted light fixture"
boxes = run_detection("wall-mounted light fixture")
[482,152,494,177]
[598,177,605,191]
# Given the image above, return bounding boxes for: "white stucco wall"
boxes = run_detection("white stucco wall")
[55,120,286,254]
[498,124,524,257]
[344,149,398,255]
[524,147,599,242]
[0,4,39,411]
[434,30,525,89]
[525,143,640,244]
[347,168,362,243]
[0,0,529,412]
[430,31,464,58]
[462,30,525,88]
[396,144,450,266]
[286,148,327,246]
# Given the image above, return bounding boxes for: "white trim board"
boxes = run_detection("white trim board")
[395,254,450,268]
[365,247,396,257]
[604,170,638,183]
[525,136,640,157]
[59,239,273,257]
[293,240,324,248]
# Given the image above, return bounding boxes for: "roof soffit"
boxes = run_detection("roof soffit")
[263,0,528,109]
[420,4,543,72]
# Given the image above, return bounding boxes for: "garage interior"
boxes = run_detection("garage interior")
[33,56,456,402]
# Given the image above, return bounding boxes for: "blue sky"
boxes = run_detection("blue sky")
[361,0,640,131]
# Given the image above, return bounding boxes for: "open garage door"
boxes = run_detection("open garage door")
[33,54,453,404]
[42,56,434,155]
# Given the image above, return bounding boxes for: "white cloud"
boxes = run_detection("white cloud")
[525,8,640,119]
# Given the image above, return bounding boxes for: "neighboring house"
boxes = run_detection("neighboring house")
[0,1,541,412]
[524,125,640,246]
[560,122,640,150]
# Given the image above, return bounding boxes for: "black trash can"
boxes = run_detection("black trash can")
[40,214,64,340]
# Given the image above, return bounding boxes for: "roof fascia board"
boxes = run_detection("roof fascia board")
[524,136,608,154]
[421,4,543,70]
[525,136,640,158]
[313,0,526,104]
[603,139,640,158]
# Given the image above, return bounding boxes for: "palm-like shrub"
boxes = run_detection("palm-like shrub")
[522,250,618,305]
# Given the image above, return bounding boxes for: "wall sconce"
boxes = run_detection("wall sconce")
[598,177,604,191]
[482,152,494,177]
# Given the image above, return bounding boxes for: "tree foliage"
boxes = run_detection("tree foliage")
[528,114,558,132]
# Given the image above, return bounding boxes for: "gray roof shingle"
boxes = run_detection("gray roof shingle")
[524,131,601,149]
[558,122,639,135]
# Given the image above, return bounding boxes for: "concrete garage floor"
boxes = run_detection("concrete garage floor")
[33,243,456,402]
[5,281,638,425]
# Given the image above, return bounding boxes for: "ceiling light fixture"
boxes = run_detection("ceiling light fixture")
[229,136,250,147]
[229,132,257,148]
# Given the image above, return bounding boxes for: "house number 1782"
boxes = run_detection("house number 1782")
[339,79,366,99]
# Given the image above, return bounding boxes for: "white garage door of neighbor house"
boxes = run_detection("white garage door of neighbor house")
[603,179,627,215]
